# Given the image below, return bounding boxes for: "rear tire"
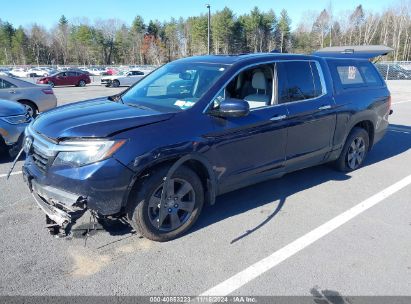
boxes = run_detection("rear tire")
[126,165,204,242]
[112,79,120,87]
[19,100,38,117]
[335,127,369,172]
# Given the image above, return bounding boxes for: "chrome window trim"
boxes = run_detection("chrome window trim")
[203,59,328,114]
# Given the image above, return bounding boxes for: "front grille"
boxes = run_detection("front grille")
[32,147,51,173]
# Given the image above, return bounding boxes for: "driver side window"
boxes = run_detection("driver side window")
[211,64,274,110]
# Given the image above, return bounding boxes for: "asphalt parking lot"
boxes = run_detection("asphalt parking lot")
[0,80,410,298]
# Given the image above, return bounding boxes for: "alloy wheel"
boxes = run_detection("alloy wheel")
[347,137,366,169]
[148,178,196,232]
[24,104,34,117]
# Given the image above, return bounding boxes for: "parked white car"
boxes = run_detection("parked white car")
[10,68,32,78]
[28,67,56,77]
[101,70,146,87]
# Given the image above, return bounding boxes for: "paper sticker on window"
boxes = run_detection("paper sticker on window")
[348,66,357,79]
[174,100,186,107]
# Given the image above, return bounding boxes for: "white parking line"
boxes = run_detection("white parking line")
[199,174,411,296]
[392,100,411,105]
[0,171,22,178]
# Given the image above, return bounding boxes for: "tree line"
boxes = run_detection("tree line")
[0,2,410,66]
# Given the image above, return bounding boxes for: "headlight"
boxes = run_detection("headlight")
[1,114,30,124]
[53,139,126,167]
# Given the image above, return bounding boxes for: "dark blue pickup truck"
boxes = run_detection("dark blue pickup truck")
[22,51,391,241]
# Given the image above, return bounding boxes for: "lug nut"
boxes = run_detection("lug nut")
[174,204,178,208]
[168,208,172,213]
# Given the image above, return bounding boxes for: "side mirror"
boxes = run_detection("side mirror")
[211,98,250,118]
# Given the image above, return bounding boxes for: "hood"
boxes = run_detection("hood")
[31,98,175,140]
[0,99,26,116]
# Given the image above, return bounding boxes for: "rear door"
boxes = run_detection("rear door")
[0,78,18,101]
[276,60,336,170]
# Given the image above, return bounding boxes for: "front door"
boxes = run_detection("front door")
[205,63,289,193]
[54,72,67,86]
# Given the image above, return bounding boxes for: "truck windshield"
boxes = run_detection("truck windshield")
[121,62,227,112]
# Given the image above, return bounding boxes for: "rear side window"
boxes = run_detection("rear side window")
[359,64,383,86]
[0,79,16,89]
[277,61,323,103]
[336,65,364,85]
[332,61,384,90]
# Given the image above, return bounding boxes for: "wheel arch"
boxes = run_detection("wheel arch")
[17,99,38,112]
[352,120,374,150]
[123,154,217,212]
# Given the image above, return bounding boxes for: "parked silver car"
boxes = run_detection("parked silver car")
[0,99,32,157]
[0,76,57,116]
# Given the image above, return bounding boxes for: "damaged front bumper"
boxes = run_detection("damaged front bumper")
[23,167,87,236]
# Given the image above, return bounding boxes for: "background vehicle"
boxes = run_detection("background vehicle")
[9,68,34,78]
[101,70,146,87]
[105,67,119,75]
[0,76,57,116]
[0,99,31,157]
[0,71,14,77]
[84,67,106,76]
[36,71,91,88]
[22,50,391,242]
[375,63,411,80]
[28,67,57,77]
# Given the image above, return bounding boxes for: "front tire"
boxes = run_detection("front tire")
[112,79,120,87]
[78,80,86,87]
[48,81,55,88]
[335,127,369,172]
[127,165,204,242]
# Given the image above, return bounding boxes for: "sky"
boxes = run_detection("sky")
[0,0,394,29]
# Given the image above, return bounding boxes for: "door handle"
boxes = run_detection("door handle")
[318,105,332,110]
[9,90,16,94]
[270,114,287,121]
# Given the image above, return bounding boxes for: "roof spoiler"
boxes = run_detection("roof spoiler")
[313,45,394,59]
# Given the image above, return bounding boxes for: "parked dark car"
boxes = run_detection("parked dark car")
[36,71,91,87]
[0,99,31,157]
[375,63,411,80]
[22,52,391,241]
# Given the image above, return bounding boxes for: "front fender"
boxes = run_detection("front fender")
[119,147,217,210]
